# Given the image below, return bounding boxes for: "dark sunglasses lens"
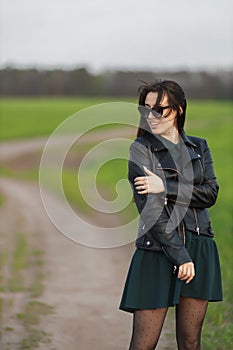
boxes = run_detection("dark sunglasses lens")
[153,106,171,118]
[137,105,170,119]
[138,105,149,118]
[138,105,162,119]
[151,109,162,118]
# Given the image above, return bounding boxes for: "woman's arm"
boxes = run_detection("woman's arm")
[166,139,219,208]
[134,139,219,208]
[129,141,192,267]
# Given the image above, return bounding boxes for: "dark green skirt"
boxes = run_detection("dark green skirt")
[119,231,223,313]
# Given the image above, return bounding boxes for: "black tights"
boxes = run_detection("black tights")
[129,297,208,350]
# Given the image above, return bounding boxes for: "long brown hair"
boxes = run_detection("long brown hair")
[137,79,187,137]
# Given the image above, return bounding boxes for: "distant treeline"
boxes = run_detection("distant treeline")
[0,67,233,99]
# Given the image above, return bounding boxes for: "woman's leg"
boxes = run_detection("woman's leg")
[176,297,208,350]
[129,308,168,350]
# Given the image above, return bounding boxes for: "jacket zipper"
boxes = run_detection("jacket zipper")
[161,202,184,273]
[192,207,200,234]
[191,146,205,184]
[177,220,186,245]
[157,167,187,205]
[197,158,204,184]
[164,197,186,245]
[156,166,184,178]
[182,221,186,244]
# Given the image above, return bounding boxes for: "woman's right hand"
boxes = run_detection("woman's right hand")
[178,262,195,284]
[134,166,165,194]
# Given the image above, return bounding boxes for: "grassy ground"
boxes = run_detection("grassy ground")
[186,103,233,348]
[0,97,233,348]
[0,97,134,140]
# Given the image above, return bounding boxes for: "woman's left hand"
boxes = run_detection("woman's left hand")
[134,166,165,194]
[178,262,195,284]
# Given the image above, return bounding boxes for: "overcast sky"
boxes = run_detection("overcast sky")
[1,0,232,72]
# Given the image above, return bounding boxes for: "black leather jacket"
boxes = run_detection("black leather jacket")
[129,130,219,267]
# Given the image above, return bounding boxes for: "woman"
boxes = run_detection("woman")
[119,80,222,350]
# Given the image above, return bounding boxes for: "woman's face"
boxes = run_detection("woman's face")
[144,92,178,136]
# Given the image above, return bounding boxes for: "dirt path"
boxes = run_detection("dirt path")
[0,133,176,349]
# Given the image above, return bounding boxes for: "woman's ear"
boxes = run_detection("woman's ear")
[179,106,183,115]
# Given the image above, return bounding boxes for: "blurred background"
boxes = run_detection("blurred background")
[0,0,232,349]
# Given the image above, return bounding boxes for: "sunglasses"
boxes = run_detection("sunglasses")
[138,105,171,119]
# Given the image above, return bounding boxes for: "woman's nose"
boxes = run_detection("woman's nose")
[148,112,155,119]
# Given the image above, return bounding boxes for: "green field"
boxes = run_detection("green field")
[0,97,134,140]
[0,97,233,348]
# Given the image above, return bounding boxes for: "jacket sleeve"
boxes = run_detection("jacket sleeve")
[129,141,192,266]
[166,139,219,208]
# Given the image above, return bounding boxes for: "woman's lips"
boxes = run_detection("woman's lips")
[149,122,159,127]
